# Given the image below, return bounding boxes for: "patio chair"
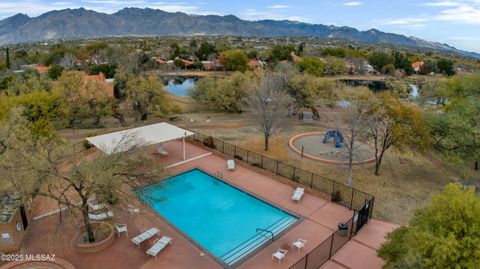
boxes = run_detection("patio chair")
[155,145,169,157]
[131,227,160,247]
[115,223,128,237]
[87,199,108,212]
[272,249,288,263]
[146,236,173,259]
[127,204,140,215]
[88,211,114,221]
[227,159,235,170]
[291,187,305,202]
[292,239,307,253]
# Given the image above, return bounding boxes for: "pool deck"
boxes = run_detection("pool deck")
[21,140,398,269]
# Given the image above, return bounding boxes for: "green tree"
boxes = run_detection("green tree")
[321,47,346,58]
[391,50,414,75]
[324,56,347,76]
[89,64,117,78]
[296,57,324,77]
[0,112,164,243]
[428,75,480,169]
[369,93,430,175]
[56,71,91,132]
[378,183,480,269]
[268,45,295,63]
[48,64,64,80]
[0,91,62,138]
[419,60,437,75]
[288,75,340,117]
[220,49,248,72]
[126,75,179,120]
[437,59,455,76]
[195,42,217,60]
[368,51,395,73]
[190,72,250,112]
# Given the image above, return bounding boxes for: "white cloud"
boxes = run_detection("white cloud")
[266,5,290,9]
[421,1,460,6]
[381,17,428,25]
[433,2,480,24]
[240,8,305,22]
[344,1,362,6]
[449,36,480,40]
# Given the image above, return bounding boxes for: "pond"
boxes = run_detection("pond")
[163,77,197,96]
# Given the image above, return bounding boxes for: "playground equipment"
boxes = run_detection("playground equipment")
[323,130,344,148]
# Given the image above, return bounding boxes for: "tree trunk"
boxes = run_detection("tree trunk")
[112,112,126,127]
[347,151,353,187]
[70,119,75,134]
[140,112,148,121]
[93,117,101,126]
[475,161,479,171]
[264,135,269,151]
[374,151,384,176]
[81,202,95,243]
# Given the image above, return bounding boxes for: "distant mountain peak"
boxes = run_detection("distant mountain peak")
[0,7,478,58]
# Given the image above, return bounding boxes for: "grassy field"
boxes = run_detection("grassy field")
[59,109,478,225]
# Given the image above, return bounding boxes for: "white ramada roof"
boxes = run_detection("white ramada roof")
[87,122,194,155]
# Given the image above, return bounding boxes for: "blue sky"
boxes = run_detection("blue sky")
[1,0,480,52]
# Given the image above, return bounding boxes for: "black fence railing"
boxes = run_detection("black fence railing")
[190,132,375,213]
[189,132,375,268]
[289,199,373,269]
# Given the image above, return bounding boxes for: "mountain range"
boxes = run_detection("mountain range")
[0,7,478,58]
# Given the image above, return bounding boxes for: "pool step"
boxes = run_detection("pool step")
[221,216,297,265]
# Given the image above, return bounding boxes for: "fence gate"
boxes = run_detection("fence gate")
[354,199,371,233]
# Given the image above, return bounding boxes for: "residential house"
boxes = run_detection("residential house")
[412,61,424,73]
[30,65,50,75]
[248,59,266,69]
[83,72,114,98]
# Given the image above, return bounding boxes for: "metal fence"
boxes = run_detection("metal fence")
[289,199,373,269]
[190,132,375,213]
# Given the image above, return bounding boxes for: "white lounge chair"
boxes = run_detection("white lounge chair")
[127,204,140,215]
[272,249,288,263]
[146,236,173,259]
[131,227,160,247]
[115,223,128,237]
[87,199,108,211]
[155,145,169,157]
[291,187,305,202]
[292,239,307,253]
[227,159,235,170]
[88,211,114,221]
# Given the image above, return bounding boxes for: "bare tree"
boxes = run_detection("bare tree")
[246,73,293,151]
[0,112,164,243]
[59,53,77,70]
[337,87,374,186]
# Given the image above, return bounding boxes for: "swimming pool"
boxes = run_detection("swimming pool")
[137,169,298,266]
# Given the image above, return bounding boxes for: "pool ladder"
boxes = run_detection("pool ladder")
[216,171,223,179]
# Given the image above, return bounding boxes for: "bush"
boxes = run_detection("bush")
[331,190,342,202]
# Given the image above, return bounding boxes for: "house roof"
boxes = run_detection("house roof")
[412,61,423,69]
[87,123,194,155]
[31,65,50,74]
[291,53,302,62]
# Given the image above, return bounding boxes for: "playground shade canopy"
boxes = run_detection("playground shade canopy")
[86,122,194,155]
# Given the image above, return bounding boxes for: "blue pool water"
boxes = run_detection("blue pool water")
[137,169,297,265]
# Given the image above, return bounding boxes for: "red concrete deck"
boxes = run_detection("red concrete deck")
[20,140,396,269]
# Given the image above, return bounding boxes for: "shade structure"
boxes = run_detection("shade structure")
[86,122,194,156]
